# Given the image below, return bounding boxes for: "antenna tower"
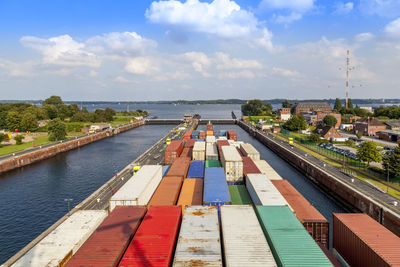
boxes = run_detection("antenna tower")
[345,49,350,109]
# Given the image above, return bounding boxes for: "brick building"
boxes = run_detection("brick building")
[354,117,386,136]
[377,130,400,143]
[278,108,291,121]
[316,112,342,128]
[294,102,332,114]
[314,125,342,140]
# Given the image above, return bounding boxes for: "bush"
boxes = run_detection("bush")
[14,135,24,145]
[308,133,321,143]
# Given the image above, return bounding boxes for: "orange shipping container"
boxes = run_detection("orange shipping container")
[148,176,183,207]
[206,130,214,136]
[181,147,192,159]
[183,131,192,142]
[165,157,191,178]
[185,139,196,148]
[165,140,183,165]
[177,179,203,212]
[272,179,329,249]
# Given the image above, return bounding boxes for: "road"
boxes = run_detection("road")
[340,131,398,147]
[80,123,190,210]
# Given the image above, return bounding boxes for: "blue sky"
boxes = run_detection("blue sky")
[1,0,400,100]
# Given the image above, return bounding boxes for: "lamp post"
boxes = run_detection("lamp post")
[64,198,73,214]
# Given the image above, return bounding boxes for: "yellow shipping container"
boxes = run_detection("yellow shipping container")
[206,130,214,136]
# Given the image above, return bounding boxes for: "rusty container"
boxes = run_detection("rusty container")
[165,157,191,178]
[148,176,183,207]
[164,140,183,165]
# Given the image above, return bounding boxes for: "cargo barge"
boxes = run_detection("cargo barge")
[3,120,400,267]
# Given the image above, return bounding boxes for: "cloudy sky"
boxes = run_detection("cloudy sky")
[1,0,400,101]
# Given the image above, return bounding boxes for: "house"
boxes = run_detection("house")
[385,120,400,131]
[354,117,386,136]
[278,108,291,121]
[303,113,318,126]
[294,102,332,114]
[316,112,341,128]
[343,115,361,123]
[377,130,400,143]
[314,125,341,140]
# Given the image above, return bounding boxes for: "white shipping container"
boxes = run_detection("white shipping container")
[206,136,216,143]
[228,140,235,146]
[217,136,227,140]
[11,210,106,267]
[221,146,243,183]
[246,174,291,208]
[221,206,277,267]
[231,141,244,148]
[192,141,206,161]
[173,206,222,267]
[240,143,260,160]
[206,143,218,161]
[109,165,162,211]
[253,160,283,180]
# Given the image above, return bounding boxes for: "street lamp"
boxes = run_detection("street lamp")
[64,198,73,214]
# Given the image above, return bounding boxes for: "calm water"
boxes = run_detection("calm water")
[0,125,171,263]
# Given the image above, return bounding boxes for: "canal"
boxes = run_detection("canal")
[0,125,172,264]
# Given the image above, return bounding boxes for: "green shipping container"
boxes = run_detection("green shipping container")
[228,185,252,205]
[256,206,333,267]
[205,160,221,168]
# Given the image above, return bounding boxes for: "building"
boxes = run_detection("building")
[316,112,341,128]
[354,117,386,136]
[314,125,341,140]
[377,130,400,143]
[385,120,400,131]
[360,106,373,113]
[294,102,332,114]
[278,108,291,121]
[343,115,361,123]
[303,113,317,126]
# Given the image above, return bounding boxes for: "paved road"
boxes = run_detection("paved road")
[340,131,398,147]
[80,123,190,210]
[244,122,400,215]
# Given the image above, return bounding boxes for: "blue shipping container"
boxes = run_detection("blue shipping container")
[197,139,205,141]
[203,168,231,206]
[192,130,200,135]
[191,135,199,139]
[219,130,227,136]
[187,160,205,178]
[162,165,171,177]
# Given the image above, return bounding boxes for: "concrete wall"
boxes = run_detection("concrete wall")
[0,121,144,174]
[237,120,400,237]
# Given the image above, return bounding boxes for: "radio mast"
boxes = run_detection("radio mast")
[345,49,350,109]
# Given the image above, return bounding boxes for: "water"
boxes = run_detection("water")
[0,125,172,263]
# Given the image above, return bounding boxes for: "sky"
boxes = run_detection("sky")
[1,0,400,101]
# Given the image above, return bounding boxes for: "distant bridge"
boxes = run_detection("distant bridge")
[145,119,236,125]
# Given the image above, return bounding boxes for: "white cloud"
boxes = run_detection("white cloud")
[334,2,354,15]
[125,57,159,75]
[259,0,314,11]
[0,59,37,77]
[218,70,255,79]
[146,0,274,51]
[272,12,302,24]
[89,70,98,77]
[271,67,302,78]
[215,52,262,70]
[354,32,374,42]
[360,0,400,17]
[114,76,131,83]
[384,18,400,39]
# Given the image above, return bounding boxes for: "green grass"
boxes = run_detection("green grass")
[110,116,136,127]
[0,135,52,156]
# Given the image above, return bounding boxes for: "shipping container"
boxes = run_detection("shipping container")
[165,157,191,178]
[240,143,260,160]
[246,174,290,207]
[109,165,162,211]
[206,130,214,136]
[333,213,400,267]
[177,178,203,211]
[318,243,341,267]
[206,123,214,131]
[162,165,171,177]
[148,176,183,206]
[183,131,191,142]
[272,180,329,248]
[198,138,205,141]
[256,206,333,267]
[119,206,182,267]
[12,211,107,267]
[243,157,261,176]
[203,168,231,206]
[217,136,227,140]
[221,206,276,267]
[221,146,243,182]
[228,185,252,205]
[205,160,221,168]
[173,206,222,267]
[192,141,206,161]
[199,130,206,139]
[66,207,146,267]
[206,142,219,161]
[227,130,237,141]
[165,140,183,164]
[180,147,192,159]
[253,160,283,180]
[185,139,196,148]
[191,130,199,136]
[206,135,216,143]
[187,160,205,178]
[219,130,227,136]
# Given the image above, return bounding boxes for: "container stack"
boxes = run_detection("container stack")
[206,135,216,143]
[165,157,191,178]
[177,179,203,211]
[192,141,206,161]
[253,160,283,180]
[220,145,243,183]
[240,143,260,160]
[187,160,205,178]
[206,123,214,137]
[216,139,229,159]
[203,168,231,206]
[165,140,183,164]
[242,157,261,177]
[198,130,206,140]
[148,176,183,206]
[183,131,191,142]
[206,142,218,161]
[227,130,237,141]
[191,130,199,139]
[246,173,289,207]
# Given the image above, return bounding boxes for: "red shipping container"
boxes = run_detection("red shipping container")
[236,147,244,158]
[181,147,192,159]
[217,140,230,159]
[318,243,341,267]
[227,130,237,141]
[148,176,183,206]
[183,131,191,142]
[165,140,183,165]
[66,206,146,267]
[333,213,400,267]
[272,180,329,249]
[242,157,261,176]
[185,139,196,148]
[206,124,213,131]
[165,157,191,178]
[118,206,182,267]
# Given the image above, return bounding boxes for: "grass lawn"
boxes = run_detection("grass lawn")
[110,116,136,127]
[0,135,52,156]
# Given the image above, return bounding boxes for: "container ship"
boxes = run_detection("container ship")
[6,123,400,267]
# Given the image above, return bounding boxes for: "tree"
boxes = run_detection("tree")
[357,141,382,166]
[309,133,321,143]
[104,107,116,121]
[23,105,47,120]
[282,99,293,108]
[323,115,337,127]
[47,118,67,141]
[241,100,272,116]
[14,135,24,145]
[334,98,342,112]
[283,114,307,131]
[0,133,10,146]
[43,96,63,108]
[43,104,58,119]
[20,113,38,131]
[6,111,22,131]
[345,139,355,147]
[356,132,363,139]
[348,98,353,109]
[354,107,368,117]
[382,145,400,177]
